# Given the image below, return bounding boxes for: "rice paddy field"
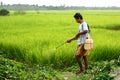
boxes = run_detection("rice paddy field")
[0,10,120,80]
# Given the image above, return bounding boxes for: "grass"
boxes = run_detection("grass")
[0,10,120,68]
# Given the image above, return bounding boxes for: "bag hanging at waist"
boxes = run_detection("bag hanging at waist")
[84,38,94,50]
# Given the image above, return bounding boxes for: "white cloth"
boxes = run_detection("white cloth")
[78,21,90,45]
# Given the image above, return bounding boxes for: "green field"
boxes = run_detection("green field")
[0,10,120,79]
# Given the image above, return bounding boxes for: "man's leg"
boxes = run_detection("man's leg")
[75,55,83,74]
[83,56,88,70]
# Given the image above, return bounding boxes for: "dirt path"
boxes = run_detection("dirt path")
[62,72,76,80]
[62,68,120,80]
[110,67,120,80]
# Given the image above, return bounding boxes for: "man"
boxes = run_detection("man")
[66,13,90,75]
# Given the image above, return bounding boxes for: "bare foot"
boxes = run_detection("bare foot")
[76,70,83,75]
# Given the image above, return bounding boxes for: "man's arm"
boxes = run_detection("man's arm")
[75,30,88,39]
[67,30,88,43]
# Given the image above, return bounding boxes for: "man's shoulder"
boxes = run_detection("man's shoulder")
[79,21,88,28]
[82,21,87,25]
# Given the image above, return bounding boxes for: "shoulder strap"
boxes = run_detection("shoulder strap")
[81,24,84,31]
[87,24,90,33]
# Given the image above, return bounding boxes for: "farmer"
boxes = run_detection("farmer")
[66,13,90,75]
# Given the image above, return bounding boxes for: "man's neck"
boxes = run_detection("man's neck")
[80,20,84,23]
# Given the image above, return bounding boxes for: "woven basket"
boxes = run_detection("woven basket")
[84,38,94,50]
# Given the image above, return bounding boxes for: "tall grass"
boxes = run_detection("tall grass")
[0,10,120,68]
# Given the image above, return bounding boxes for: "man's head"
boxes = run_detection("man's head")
[74,13,83,23]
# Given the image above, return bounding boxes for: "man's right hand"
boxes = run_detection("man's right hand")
[66,39,72,43]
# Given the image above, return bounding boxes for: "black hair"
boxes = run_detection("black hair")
[74,13,83,19]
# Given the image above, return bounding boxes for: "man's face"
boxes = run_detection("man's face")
[75,18,81,23]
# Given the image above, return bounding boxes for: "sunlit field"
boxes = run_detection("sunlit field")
[0,10,120,80]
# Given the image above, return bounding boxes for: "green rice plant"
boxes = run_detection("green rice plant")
[0,10,120,68]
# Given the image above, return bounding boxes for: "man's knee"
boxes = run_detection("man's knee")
[75,54,80,59]
[83,56,86,58]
